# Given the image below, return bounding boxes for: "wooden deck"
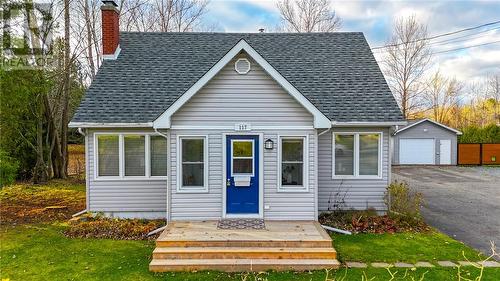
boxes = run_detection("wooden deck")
[149,220,339,272]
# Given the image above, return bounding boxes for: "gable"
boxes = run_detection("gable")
[395,119,462,136]
[153,39,330,129]
[171,53,313,129]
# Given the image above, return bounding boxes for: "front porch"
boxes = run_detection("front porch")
[149,220,340,272]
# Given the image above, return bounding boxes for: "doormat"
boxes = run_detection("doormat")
[217,219,266,230]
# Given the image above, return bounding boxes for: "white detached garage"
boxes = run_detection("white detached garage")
[392,119,462,165]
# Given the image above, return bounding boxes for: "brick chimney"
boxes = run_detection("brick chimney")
[101,0,120,58]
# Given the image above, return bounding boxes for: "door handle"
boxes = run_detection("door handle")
[226,178,231,187]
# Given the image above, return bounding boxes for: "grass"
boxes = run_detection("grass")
[1,179,499,280]
[1,224,499,281]
[332,231,485,263]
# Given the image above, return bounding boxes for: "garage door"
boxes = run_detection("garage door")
[399,139,435,164]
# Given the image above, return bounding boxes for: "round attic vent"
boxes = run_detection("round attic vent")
[235,58,251,74]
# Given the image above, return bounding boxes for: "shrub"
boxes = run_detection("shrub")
[385,181,423,222]
[319,209,429,234]
[459,124,500,144]
[0,150,19,188]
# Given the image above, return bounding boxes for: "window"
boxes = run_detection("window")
[232,140,253,175]
[359,134,379,175]
[150,136,168,176]
[179,137,207,190]
[97,135,119,176]
[333,132,381,178]
[124,135,145,176]
[279,136,307,191]
[334,135,354,176]
[95,133,168,179]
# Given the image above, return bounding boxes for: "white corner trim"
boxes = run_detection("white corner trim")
[68,122,153,128]
[153,39,331,129]
[103,45,121,60]
[393,118,462,135]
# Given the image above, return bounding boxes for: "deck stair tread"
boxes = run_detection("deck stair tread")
[152,246,337,259]
[149,258,340,272]
[153,247,337,253]
[155,240,332,248]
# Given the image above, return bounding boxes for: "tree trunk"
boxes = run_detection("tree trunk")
[56,0,71,179]
[33,94,48,184]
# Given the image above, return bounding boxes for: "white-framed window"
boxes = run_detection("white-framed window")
[332,132,382,179]
[124,135,146,176]
[97,135,120,177]
[278,136,308,192]
[94,133,168,180]
[231,139,254,176]
[178,136,208,192]
[150,136,168,177]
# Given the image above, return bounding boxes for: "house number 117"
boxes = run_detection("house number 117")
[234,123,251,131]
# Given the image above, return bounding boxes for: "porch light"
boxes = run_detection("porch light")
[264,139,274,150]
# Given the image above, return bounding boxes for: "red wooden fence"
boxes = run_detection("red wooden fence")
[458,143,500,165]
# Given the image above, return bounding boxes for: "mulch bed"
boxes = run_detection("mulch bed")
[64,215,165,240]
[0,181,85,225]
[319,211,430,234]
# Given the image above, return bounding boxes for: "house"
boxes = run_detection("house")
[392,119,462,165]
[69,0,406,222]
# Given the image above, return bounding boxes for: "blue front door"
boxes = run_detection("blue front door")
[226,135,259,214]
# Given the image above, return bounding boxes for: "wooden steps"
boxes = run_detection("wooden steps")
[153,246,337,259]
[150,258,341,272]
[155,239,333,248]
[149,221,340,272]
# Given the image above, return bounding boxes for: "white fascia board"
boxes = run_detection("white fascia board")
[68,122,153,128]
[393,118,462,135]
[153,39,332,129]
[332,121,407,127]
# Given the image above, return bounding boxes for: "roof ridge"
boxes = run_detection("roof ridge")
[120,31,364,35]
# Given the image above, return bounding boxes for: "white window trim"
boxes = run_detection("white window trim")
[277,135,309,192]
[177,135,209,193]
[230,139,255,177]
[332,132,383,179]
[93,132,168,181]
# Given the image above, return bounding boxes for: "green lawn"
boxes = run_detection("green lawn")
[2,223,500,281]
[332,231,485,263]
[1,179,499,280]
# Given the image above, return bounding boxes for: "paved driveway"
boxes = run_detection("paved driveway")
[393,166,500,258]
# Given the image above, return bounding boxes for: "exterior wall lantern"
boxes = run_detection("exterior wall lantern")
[264,139,274,150]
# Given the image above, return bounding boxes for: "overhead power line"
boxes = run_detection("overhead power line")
[371,20,500,50]
[431,40,500,54]
[430,26,500,45]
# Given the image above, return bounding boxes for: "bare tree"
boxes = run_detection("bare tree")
[382,15,431,118]
[118,0,208,32]
[486,73,500,124]
[424,70,463,124]
[277,0,341,32]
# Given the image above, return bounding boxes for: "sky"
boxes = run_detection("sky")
[202,0,500,83]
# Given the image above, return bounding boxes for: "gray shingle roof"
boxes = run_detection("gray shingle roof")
[71,32,404,124]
